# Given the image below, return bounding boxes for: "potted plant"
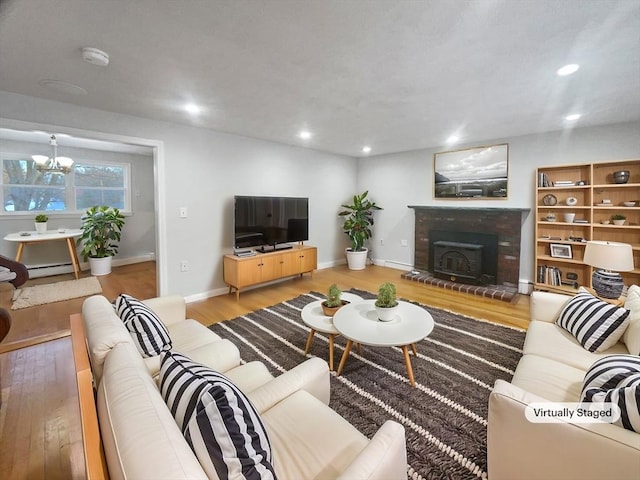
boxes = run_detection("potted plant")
[610,214,626,226]
[34,214,48,234]
[78,205,126,276]
[321,284,350,316]
[338,191,382,270]
[375,282,399,322]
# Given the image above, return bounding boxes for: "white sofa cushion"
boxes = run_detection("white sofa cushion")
[511,354,585,402]
[261,390,369,480]
[523,320,629,371]
[98,342,208,480]
[623,285,640,355]
[159,351,276,480]
[581,355,640,433]
[556,291,630,352]
[115,293,172,357]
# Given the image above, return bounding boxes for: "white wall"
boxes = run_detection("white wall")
[0,91,358,297]
[357,122,640,283]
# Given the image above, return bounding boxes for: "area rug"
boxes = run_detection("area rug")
[11,277,102,310]
[209,289,526,480]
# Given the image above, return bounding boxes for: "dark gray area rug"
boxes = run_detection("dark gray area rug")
[209,289,526,480]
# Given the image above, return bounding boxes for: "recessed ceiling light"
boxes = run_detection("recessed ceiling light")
[446,135,460,144]
[299,130,312,140]
[38,79,87,96]
[362,146,371,154]
[184,103,201,115]
[565,113,581,121]
[557,64,580,76]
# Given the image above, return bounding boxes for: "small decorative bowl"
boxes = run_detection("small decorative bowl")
[624,201,636,207]
[613,170,630,184]
[601,220,611,225]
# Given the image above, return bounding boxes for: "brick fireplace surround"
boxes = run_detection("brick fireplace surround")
[402,206,530,302]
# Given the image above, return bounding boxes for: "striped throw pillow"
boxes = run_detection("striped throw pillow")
[556,291,630,352]
[159,351,276,480]
[114,293,172,357]
[581,355,640,432]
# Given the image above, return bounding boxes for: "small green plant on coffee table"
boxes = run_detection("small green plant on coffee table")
[35,214,48,223]
[325,284,343,308]
[375,282,398,308]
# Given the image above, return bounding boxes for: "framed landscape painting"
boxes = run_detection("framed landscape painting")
[434,143,509,199]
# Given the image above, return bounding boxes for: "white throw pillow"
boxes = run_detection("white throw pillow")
[556,291,630,352]
[581,355,640,432]
[623,285,640,355]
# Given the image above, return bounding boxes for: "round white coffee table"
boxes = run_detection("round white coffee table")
[333,299,434,386]
[300,292,363,371]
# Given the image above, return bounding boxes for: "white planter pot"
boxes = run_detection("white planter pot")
[89,256,112,276]
[612,219,626,226]
[35,222,47,234]
[375,304,399,322]
[345,248,368,270]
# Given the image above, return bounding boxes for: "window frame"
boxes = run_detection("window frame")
[1,151,132,217]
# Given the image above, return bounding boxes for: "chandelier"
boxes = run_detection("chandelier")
[32,134,74,174]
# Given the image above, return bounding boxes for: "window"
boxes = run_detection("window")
[1,154,130,214]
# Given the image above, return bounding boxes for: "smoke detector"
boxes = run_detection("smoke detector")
[82,47,109,66]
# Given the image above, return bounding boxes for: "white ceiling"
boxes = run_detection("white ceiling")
[1,0,639,157]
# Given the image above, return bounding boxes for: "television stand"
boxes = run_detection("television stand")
[256,244,293,253]
[223,245,317,300]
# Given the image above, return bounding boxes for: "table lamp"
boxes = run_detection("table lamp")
[583,241,634,299]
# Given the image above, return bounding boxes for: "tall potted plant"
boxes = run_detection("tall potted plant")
[78,205,126,276]
[338,191,382,270]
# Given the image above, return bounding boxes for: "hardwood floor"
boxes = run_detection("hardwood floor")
[0,261,530,479]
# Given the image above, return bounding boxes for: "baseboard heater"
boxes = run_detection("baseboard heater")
[26,262,74,279]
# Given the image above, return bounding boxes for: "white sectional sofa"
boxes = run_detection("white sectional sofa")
[75,294,408,480]
[488,288,640,480]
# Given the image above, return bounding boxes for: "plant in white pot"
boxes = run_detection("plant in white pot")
[375,282,399,322]
[78,205,125,276]
[34,214,48,234]
[338,191,382,270]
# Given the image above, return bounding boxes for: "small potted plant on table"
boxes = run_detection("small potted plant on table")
[34,214,48,234]
[321,284,350,316]
[375,282,399,322]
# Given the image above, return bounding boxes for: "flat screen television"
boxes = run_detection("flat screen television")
[234,195,309,252]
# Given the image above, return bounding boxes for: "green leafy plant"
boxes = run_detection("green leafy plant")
[35,214,48,223]
[375,282,398,308]
[78,205,126,260]
[338,191,382,252]
[610,214,626,221]
[324,284,343,308]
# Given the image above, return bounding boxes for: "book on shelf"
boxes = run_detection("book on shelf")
[538,172,553,187]
[553,180,575,186]
[537,265,562,286]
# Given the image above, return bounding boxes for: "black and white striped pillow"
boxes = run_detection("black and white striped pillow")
[159,351,276,480]
[114,293,172,357]
[556,291,630,352]
[581,355,640,432]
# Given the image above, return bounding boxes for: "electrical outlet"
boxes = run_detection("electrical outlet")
[400,239,408,247]
[179,207,188,218]
[380,238,384,246]
[180,260,189,272]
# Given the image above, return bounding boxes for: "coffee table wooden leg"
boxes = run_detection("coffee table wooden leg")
[411,343,418,356]
[304,329,316,356]
[15,242,25,262]
[328,333,335,371]
[402,345,416,387]
[66,238,81,279]
[336,340,354,376]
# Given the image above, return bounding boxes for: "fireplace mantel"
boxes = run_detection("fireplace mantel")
[408,205,530,213]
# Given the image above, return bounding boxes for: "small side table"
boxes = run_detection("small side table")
[300,292,362,370]
[4,229,83,280]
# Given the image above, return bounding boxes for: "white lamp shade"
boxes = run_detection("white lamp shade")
[583,241,634,272]
[32,154,49,166]
[56,157,74,168]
